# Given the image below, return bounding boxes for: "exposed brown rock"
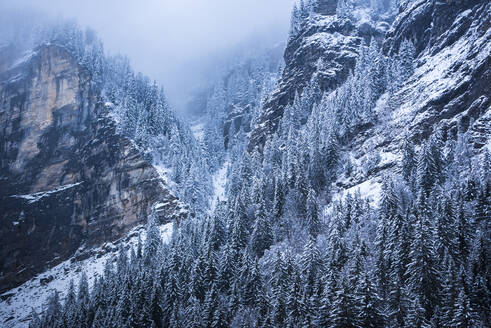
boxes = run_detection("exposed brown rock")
[0,45,185,293]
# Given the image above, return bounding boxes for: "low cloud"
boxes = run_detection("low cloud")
[2,0,294,109]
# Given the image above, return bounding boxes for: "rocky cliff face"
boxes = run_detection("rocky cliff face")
[382,0,490,143]
[0,45,185,293]
[385,0,483,56]
[249,0,389,151]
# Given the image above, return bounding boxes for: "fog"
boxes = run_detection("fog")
[1,0,294,110]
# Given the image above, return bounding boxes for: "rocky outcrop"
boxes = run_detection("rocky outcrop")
[384,0,485,56]
[247,0,489,199]
[383,0,490,142]
[249,18,356,151]
[249,1,387,151]
[0,45,185,293]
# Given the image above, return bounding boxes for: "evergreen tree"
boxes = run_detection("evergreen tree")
[289,3,302,38]
[301,237,322,298]
[455,195,472,268]
[29,308,42,328]
[405,294,431,328]
[406,193,440,322]
[435,192,458,259]
[375,207,390,303]
[41,291,61,327]
[285,260,303,327]
[355,270,383,328]
[272,180,285,222]
[440,253,459,327]
[468,223,490,326]
[144,215,163,265]
[399,39,416,82]
[306,187,321,237]
[401,135,417,185]
[417,141,438,196]
[269,251,288,327]
[250,199,273,257]
[367,38,386,107]
[329,278,357,328]
[451,287,474,328]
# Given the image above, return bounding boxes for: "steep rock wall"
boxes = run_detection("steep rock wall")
[0,45,185,292]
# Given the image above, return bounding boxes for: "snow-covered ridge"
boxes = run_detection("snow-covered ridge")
[329,1,490,206]
[0,223,173,328]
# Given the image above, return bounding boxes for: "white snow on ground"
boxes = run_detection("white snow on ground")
[107,106,122,124]
[191,122,205,143]
[373,92,389,115]
[351,7,373,27]
[0,222,173,328]
[347,178,382,205]
[332,178,383,207]
[10,182,83,204]
[210,158,230,212]
[379,150,400,168]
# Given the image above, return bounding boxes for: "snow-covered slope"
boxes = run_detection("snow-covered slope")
[330,0,490,201]
[210,157,230,211]
[0,223,173,328]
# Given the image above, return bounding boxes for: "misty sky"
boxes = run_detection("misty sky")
[2,0,294,110]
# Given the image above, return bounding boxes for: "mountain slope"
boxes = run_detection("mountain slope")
[249,0,391,151]
[331,0,490,196]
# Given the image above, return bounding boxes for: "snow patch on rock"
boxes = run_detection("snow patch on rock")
[10,182,83,204]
